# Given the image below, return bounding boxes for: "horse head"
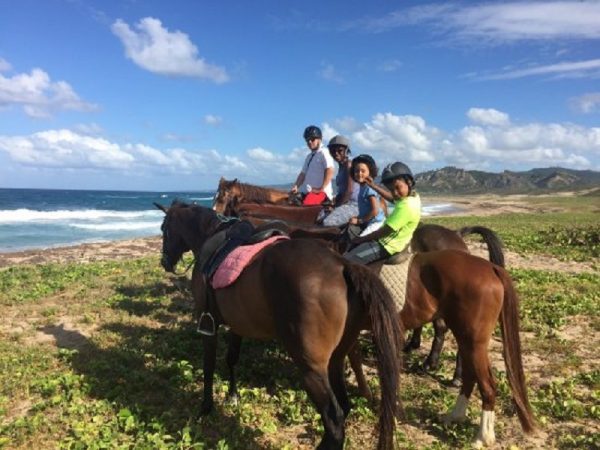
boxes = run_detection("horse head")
[213,177,240,215]
[155,200,222,272]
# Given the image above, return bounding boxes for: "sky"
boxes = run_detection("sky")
[0,0,599,191]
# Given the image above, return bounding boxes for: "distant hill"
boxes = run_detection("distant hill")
[414,167,600,194]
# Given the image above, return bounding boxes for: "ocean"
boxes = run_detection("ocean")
[0,188,457,252]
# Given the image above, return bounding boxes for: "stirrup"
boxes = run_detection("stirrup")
[197,312,217,336]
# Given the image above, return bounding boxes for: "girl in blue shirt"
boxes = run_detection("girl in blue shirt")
[348,154,385,236]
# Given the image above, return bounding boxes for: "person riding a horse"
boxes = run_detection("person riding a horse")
[290,125,335,206]
[344,161,421,265]
[321,135,360,226]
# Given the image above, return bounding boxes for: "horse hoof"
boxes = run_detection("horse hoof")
[450,378,462,388]
[442,412,468,425]
[471,436,495,449]
[403,341,420,353]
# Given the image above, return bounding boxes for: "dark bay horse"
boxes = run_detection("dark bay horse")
[212,179,506,381]
[156,201,403,450]
[157,201,534,448]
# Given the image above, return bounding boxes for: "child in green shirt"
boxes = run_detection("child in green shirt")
[343,161,421,265]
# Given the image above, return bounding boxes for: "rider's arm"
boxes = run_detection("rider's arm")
[338,162,354,205]
[366,177,394,202]
[291,172,305,194]
[352,224,392,244]
[313,167,334,194]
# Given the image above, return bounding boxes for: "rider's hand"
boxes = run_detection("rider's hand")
[365,176,374,186]
[290,185,298,194]
[349,216,359,225]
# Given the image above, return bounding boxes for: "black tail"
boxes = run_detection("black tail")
[344,262,403,450]
[459,226,505,267]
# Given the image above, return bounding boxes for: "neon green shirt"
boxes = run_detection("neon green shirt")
[378,193,421,255]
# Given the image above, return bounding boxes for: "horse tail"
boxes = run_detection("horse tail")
[494,266,536,433]
[459,226,505,267]
[343,262,403,450]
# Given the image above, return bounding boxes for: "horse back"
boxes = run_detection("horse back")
[214,239,348,343]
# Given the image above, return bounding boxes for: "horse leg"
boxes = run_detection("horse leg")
[450,352,463,387]
[329,354,351,419]
[200,333,218,415]
[301,367,346,450]
[404,326,422,352]
[225,332,242,406]
[422,318,448,371]
[443,342,497,448]
[347,342,373,402]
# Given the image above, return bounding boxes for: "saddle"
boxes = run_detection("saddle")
[370,247,414,312]
[197,219,289,336]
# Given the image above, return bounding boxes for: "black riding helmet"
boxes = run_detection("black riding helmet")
[303,125,322,141]
[351,154,378,180]
[381,161,414,186]
[327,135,351,155]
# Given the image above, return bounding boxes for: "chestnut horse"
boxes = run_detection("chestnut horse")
[156,201,403,450]
[212,179,506,381]
[158,201,534,448]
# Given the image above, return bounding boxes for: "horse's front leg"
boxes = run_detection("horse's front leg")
[200,333,218,415]
[225,332,242,406]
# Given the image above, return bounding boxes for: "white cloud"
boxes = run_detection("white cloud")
[360,2,600,42]
[351,113,439,163]
[467,108,510,126]
[247,147,276,162]
[0,66,97,118]
[570,92,600,113]
[318,62,344,83]
[474,58,600,80]
[203,114,223,126]
[0,58,11,72]
[111,17,229,83]
[378,59,403,72]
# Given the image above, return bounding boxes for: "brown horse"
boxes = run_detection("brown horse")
[157,201,534,448]
[215,181,506,382]
[214,177,290,213]
[156,201,403,450]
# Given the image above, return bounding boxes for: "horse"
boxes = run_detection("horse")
[156,200,403,450]
[213,180,506,382]
[213,177,291,213]
[157,201,535,448]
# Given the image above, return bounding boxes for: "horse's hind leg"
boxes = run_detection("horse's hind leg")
[301,366,345,450]
[225,332,242,406]
[347,342,373,402]
[444,342,497,448]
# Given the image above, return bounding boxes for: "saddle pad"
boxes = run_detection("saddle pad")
[379,255,415,312]
[211,236,289,289]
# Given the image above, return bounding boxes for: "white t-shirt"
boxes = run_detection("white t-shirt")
[300,146,335,199]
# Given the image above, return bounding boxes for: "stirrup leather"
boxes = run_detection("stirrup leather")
[197,312,217,336]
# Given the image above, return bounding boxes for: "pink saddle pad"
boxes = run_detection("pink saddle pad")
[211,235,289,289]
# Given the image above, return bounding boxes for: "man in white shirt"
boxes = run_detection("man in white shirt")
[290,125,335,205]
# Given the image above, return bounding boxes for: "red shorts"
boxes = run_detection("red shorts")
[302,192,327,205]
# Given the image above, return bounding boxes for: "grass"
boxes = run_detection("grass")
[0,206,599,449]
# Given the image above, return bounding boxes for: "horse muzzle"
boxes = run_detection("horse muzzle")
[160,254,175,273]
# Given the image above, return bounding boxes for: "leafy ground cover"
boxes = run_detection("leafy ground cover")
[0,208,599,449]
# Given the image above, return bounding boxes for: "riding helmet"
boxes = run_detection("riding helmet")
[381,161,414,185]
[327,135,351,151]
[351,154,378,178]
[303,125,322,140]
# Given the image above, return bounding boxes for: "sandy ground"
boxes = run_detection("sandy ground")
[0,194,596,273]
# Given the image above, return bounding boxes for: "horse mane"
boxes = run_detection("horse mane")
[168,199,222,234]
[235,180,283,203]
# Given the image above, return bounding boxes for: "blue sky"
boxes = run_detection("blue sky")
[0,0,599,191]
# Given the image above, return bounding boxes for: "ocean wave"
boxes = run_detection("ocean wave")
[421,203,457,216]
[190,196,215,201]
[0,208,162,224]
[70,221,162,231]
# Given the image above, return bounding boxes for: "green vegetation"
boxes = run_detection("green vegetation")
[0,207,598,449]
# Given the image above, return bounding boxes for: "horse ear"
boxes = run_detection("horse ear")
[153,202,168,213]
[233,178,238,184]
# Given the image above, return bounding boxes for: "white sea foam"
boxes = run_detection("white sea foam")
[0,209,161,224]
[190,196,214,201]
[421,203,457,216]
[70,221,162,231]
